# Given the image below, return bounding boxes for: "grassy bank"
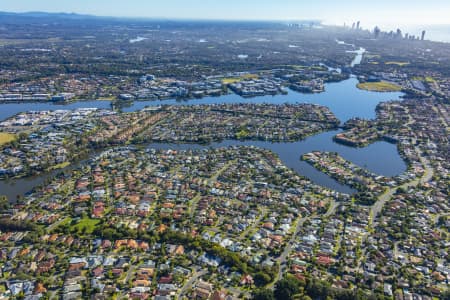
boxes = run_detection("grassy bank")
[47,161,71,171]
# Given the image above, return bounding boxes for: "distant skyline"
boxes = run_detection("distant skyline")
[1,0,450,29]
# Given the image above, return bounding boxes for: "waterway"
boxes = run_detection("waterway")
[0,130,406,200]
[142,131,406,194]
[0,51,408,199]
[0,77,402,123]
[348,48,366,67]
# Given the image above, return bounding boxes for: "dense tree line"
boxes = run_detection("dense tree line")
[253,275,392,300]
[0,218,39,232]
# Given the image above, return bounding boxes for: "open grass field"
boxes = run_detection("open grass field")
[222,73,258,84]
[97,96,116,100]
[0,133,16,146]
[357,81,402,92]
[222,77,242,84]
[47,161,71,171]
[413,76,436,83]
[385,61,410,66]
[71,217,100,234]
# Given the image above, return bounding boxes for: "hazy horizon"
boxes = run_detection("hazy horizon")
[2,1,450,42]
[1,0,450,27]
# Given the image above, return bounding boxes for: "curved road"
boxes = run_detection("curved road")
[272,200,339,286]
[371,151,433,223]
[178,269,207,298]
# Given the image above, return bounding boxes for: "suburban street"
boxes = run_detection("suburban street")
[177,269,207,298]
[371,151,433,223]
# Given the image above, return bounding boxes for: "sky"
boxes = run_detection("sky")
[1,0,450,28]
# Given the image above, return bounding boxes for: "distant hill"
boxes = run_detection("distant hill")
[0,11,99,19]
[0,11,293,30]
[0,11,318,26]
[0,11,125,25]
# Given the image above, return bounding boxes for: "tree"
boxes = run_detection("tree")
[252,288,275,300]
[274,276,301,300]
[305,278,331,299]
[441,289,450,300]
[254,271,272,287]
[0,196,10,210]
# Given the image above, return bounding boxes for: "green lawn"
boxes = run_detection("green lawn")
[425,76,436,83]
[58,217,73,227]
[71,217,100,234]
[357,81,402,92]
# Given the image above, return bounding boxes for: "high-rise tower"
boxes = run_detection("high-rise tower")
[421,30,426,40]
